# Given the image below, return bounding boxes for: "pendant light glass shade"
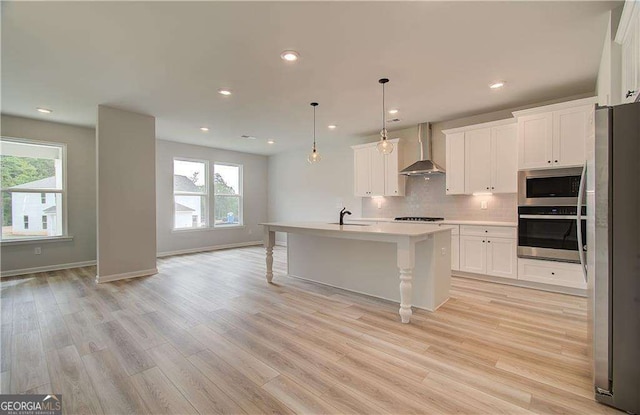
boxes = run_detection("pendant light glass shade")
[376,78,394,155]
[308,102,321,164]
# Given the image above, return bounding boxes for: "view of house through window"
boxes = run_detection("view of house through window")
[214,163,242,227]
[0,138,65,240]
[173,159,207,229]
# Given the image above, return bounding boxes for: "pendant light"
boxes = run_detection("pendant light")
[307,102,321,163]
[376,78,394,155]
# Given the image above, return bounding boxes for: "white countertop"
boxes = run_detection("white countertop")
[349,217,517,227]
[261,221,454,237]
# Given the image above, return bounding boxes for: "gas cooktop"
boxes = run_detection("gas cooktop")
[394,217,445,222]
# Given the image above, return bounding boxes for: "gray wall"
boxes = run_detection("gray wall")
[97,106,156,281]
[156,139,268,255]
[0,115,96,274]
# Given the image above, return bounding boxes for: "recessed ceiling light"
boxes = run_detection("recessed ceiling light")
[328,125,337,130]
[200,127,209,132]
[489,81,505,89]
[388,109,399,115]
[267,139,275,144]
[218,89,232,96]
[37,107,52,114]
[280,50,299,62]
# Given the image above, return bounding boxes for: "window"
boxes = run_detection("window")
[173,158,207,229]
[213,163,242,227]
[42,215,47,230]
[1,138,65,240]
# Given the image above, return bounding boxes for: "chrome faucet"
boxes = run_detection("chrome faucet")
[339,207,352,226]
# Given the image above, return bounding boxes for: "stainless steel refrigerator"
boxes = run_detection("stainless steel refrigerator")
[588,102,640,414]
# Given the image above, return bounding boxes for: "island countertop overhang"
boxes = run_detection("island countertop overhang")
[260,221,454,238]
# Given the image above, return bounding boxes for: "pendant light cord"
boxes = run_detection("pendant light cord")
[382,82,385,135]
[313,105,316,149]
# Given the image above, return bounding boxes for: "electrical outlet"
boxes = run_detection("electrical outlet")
[34,247,42,255]
[481,200,488,210]
[441,247,446,256]
[377,200,382,209]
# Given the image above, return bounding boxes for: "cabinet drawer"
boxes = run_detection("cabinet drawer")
[460,225,516,239]
[517,258,586,289]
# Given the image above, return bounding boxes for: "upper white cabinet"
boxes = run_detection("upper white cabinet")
[444,119,517,195]
[352,138,405,197]
[616,1,640,103]
[513,98,596,170]
[491,124,518,193]
[445,132,465,195]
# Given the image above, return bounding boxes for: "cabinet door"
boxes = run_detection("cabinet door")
[517,113,553,169]
[451,234,460,271]
[445,133,465,195]
[353,147,370,197]
[369,147,385,196]
[621,17,639,103]
[384,147,404,196]
[465,128,492,193]
[552,106,590,168]
[486,238,517,279]
[491,124,517,193]
[459,235,486,274]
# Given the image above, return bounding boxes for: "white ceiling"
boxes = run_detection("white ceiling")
[2,1,615,155]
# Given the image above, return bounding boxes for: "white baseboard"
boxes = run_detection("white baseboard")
[96,267,158,283]
[0,260,97,278]
[156,240,262,258]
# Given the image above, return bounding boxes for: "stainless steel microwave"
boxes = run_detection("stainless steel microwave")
[518,167,584,206]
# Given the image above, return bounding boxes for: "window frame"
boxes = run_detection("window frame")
[212,162,243,228]
[0,136,68,242]
[172,157,209,231]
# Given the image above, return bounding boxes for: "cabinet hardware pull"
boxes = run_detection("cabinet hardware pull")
[485,230,488,233]
[491,187,494,189]
[487,240,491,243]
[486,187,489,189]
[626,90,637,98]
[554,160,558,163]
[547,160,551,163]
[482,240,485,243]
[551,272,555,275]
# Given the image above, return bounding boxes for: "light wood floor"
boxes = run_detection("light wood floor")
[0,246,619,414]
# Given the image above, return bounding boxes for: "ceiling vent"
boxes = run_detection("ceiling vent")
[240,135,257,140]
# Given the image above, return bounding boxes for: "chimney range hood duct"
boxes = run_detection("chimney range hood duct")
[399,122,445,176]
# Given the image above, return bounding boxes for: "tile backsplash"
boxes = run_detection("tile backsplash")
[361,174,517,222]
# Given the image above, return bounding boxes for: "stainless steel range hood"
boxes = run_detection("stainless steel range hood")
[399,123,445,176]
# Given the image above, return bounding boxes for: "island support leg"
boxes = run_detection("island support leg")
[264,228,275,283]
[397,238,415,323]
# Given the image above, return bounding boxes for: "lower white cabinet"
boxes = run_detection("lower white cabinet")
[459,225,517,279]
[518,258,586,289]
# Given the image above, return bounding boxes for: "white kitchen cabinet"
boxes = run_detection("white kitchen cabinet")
[459,225,517,279]
[517,112,553,170]
[552,106,589,167]
[464,128,492,193]
[351,138,404,197]
[384,143,405,196]
[491,124,518,193]
[513,98,596,170]
[445,132,465,195]
[444,119,517,195]
[518,258,586,290]
[486,238,517,279]
[460,235,486,274]
[617,0,640,103]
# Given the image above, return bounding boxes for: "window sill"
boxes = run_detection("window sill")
[172,225,245,233]
[0,235,74,246]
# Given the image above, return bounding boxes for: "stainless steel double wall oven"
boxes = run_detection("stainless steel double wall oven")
[517,167,586,264]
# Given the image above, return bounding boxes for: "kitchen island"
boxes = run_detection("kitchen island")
[262,222,453,323]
